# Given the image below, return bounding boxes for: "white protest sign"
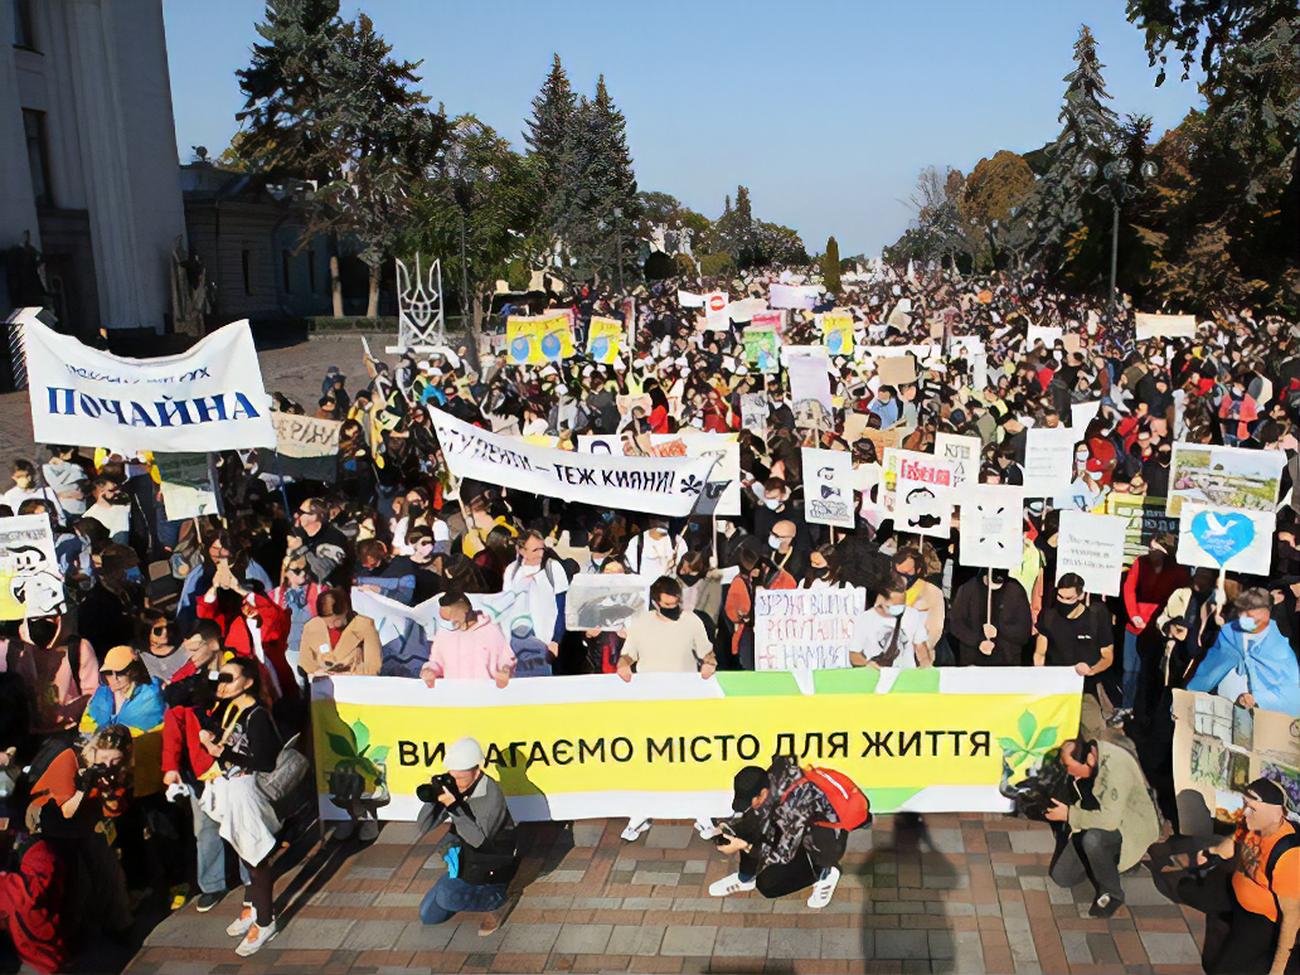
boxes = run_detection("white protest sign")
[156,453,219,521]
[20,314,275,451]
[770,283,820,310]
[740,392,769,440]
[564,574,650,631]
[895,476,952,538]
[1025,324,1064,349]
[1071,401,1102,433]
[1166,443,1284,517]
[1176,504,1274,576]
[1135,313,1196,341]
[704,291,730,329]
[0,514,63,620]
[802,448,855,528]
[958,485,1024,570]
[430,408,721,516]
[1056,510,1127,597]
[754,587,866,670]
[934,433,982,487]
[725,297,767,323]
[788,352,832,430]
[1022,427,1079,497]
[677,291,705,308]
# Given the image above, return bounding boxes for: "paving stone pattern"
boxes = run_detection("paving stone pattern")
[124,814,1209,975]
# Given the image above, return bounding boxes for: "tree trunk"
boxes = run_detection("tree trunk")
[329,254,344,318]
[366,263,380,319]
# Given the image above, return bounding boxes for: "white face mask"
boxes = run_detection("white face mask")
[764,498,782,511]
[768,533,783,551]
[885,603,905,617]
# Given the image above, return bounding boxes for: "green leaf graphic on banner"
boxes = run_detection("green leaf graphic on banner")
[1018,710,1037,745]
[812,668,881,694]
[1032,726,1057,751]
[716,672,802,696]
[350,720,370,754]
[326,733,354,759]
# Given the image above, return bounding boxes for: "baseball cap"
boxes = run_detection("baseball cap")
[101,645,137,673]
[1245,778,1287,807]
[731,765,770,812]
[445,737,486,771]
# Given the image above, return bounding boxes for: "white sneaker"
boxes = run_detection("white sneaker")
[234,919,277,957]
[694,817,721,840]
[709,872,757,897]
[807,867,840,909]
[225,904,255,938]
[358,819,379,842]
[620,818,651,842]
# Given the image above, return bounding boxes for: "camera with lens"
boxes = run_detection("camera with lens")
[415,772,457,805]
[76,761,121,793]
[998,752,1073,821]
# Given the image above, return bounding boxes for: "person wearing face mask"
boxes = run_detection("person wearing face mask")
[948,567,1033,667]
[286,498,349,585]
[1115,534,1189,722]
[419,591,514,688]
[766,520,807,579]
[353,539,416,605]
[1187,588,1300,717]
[801,545,844,590]
[724,544,797,669]
[299,588,382,679]
[78,543,144,662]
[1,613,98,739]
[1157,567,1226,687]
[677,550,725,621]
[1142,442,1173,498]
[752,477,812,558]
[623,518,687,584]
[79,645,165,735]
[892,547,946,656]
[850,575,933,668]
[1033,574,1114,733]
[501,531,569,659]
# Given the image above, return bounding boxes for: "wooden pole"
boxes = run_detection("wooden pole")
[985,567,993,626]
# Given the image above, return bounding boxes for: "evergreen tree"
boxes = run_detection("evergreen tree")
[714,184,760,266]
[822,236,842,293]
[1031,25,1120,262]
[524,54,576,211]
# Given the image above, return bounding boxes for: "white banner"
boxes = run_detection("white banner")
[802,447,855,528]
[754,587,867,670]
[958,485,1024,570]
[576,433,740,517]
[0,515,63,620]
[1135,313,1196,341]
[677,290,705,308]
[429,409,722,516]
[725,297,768,323]
[21,315,275,451]
[770,283,821,310]
[1056,511,1127,597]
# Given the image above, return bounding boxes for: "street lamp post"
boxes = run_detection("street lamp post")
[1077,154,1158,323]
[613,206,624,294]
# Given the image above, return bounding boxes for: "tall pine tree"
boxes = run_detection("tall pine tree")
[1031,25,1120,261]
[822,236,842,293]
[525,53,576,234]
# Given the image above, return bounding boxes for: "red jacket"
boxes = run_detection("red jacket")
[0,840,70,974]
[1121,554,1190,635]
[196,591,297,701]
[160,654,279,781]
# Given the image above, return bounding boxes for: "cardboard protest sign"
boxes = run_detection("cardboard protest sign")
[586,316,623,364]
[740,393,769,440]
[564,574,650,631]
[1135,313,1196,341]
[0,514,63,619]
[820,311,853,356]
[789,353,833,430]
[506,315,543,365]
[1167,443,1284,517]
[1021,427,1079,497]
[958,485,1024,570]
[156,452,220,520]
[1176,504,1274,576]
[935,432,982,487]
[1055,510,1127,597]
[1104,494,1179,566]
[742,324,780,374]
[269,410,342,482]
[876,355,917,387]
[1171,689,1299,832]
[538,313,575,362]
[895,476,952,538]
[754,587,866,670]
[859,425,903,458]
[802,448,855,528]
[704,291,730,330]
[20,314,274,452]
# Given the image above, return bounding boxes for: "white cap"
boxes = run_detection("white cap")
[445,737,485,771]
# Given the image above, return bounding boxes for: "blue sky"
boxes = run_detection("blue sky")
[163,0,1205,257]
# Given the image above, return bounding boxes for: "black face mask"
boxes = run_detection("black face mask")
[989,570,1009,586]
[678,572,702,588]
[27,618,57,648]
[656,603,682,621]
[805,565,827,580]
[896,571,917,588]
[407,503,425,518]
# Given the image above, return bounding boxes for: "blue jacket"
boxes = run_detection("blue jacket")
[1187,619,1300,716]
[83,678,166,732]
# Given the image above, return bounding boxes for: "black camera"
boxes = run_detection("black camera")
[415,772,456,805]
[998,753,1073,821]
[76,762,120,792]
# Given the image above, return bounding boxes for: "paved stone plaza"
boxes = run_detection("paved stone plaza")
[124,813,1210,975]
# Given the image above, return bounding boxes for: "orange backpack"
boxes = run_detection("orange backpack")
[781,766,871,831]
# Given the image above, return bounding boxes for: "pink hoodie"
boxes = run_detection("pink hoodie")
[422,618,514,680]
[0,619,99,734]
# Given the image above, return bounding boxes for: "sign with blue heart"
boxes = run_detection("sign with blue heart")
[1189,511,1255,565]
[1178,505,1274,575]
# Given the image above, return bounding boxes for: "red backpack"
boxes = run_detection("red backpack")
[781,766,871,831]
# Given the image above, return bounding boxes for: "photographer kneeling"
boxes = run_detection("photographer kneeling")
[1045,738,1159,918]
[417,738,518,932]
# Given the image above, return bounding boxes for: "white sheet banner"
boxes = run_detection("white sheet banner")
[429,408,722,516]
[1056,510,1127,597]
[576,433,740,518]
[677,291,705,308]
[1135,313,1196,341]
[21,315,274,451]
[770,283,821,310]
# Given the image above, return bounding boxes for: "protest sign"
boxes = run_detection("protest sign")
[1104,494,1179,565]
[310,667,1083,821]
[506,315,543,365]
[725,297,767,323]
[564,574,650,631]
[1171,689,1299,832]
[1167,443,1284,517]
[586,316,623,364]
[156,453,219,521]
[1021,427,1079,497]
[934,432,981,487]
[958,486,1024,570]
[20,314,274,452]
[266,410,343,482]
[537,313,575,362]
[895,476,952,538]
[740,392,768,439]
[1055,510,1127,596]
[882,448,957,496]
[754,587,866,670]
[0,514,63,619]
[820,311,853,356]
[677,290,705,308]
[704,291,730,329]
[1176,504,1274,576]
[742,323,780,374]
[789,353,833,430]
[876,355,917,387]
[1135,313,1196,341]
[1025,324,1063,349]
[1070,400,1102,432]
[428,408,722,516]
[770,283,820,310]
[802,447,855,528]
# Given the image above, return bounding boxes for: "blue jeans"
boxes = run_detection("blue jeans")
[1121,629,1141,710]
[419,874,508,925]
[192,791,251,894]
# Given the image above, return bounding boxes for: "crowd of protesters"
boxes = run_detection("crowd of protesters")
[0,259,1297,972]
